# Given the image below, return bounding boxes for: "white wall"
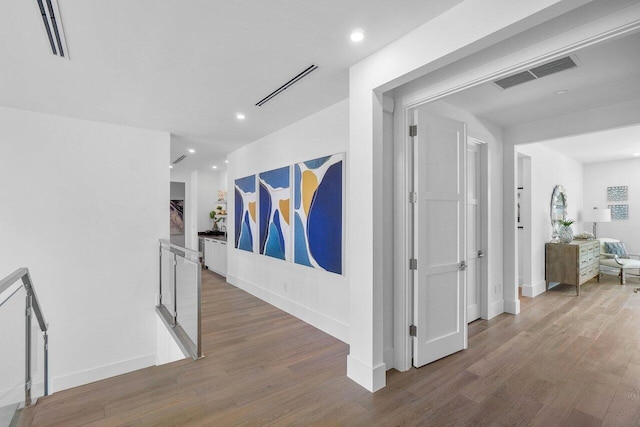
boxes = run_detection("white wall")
[226,99,350,343]
[584,158,640,253]
[0,106,169,392]
[196,170,221,232]
[516,143,583,296]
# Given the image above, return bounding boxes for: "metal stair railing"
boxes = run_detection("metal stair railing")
[0,268,49,423]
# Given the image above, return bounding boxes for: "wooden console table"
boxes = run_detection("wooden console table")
[545,240,600,296]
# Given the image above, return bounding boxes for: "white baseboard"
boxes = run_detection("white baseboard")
[487,298,505,319]
[504,298,520,315]
[347,355,386,392]
[52,353,156,393]
[226,273,349,344]
[522,280,546,298]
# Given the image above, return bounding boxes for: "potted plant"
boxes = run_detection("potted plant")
[209,210,222,231]
[557,219,575,243]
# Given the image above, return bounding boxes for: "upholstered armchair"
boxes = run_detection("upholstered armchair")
[599,238,640,284]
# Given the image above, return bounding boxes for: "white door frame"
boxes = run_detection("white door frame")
[391,13,640,371]
[468,137,489,321]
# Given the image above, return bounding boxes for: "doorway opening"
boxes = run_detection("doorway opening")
[385,12,640,372]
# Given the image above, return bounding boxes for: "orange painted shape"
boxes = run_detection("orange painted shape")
[302,170,318,216]
[279,199,290,225]
[248,201,256,223]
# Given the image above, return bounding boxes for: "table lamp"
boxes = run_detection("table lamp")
[584,207,611,238]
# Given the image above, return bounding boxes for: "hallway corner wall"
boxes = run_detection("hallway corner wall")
[0,106,169,392]
[226,99,350,343]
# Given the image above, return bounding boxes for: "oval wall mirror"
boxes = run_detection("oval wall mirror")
[550,185,567,240]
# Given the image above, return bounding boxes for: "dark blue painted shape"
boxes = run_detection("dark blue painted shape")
[307,161,342,274]
[259,166,290,189]
[294,212,312,267]
[235,175,255,193]
[259,182,271,254]
[235,188,244,248]
[273,209,285,254]
[294,164,301,210]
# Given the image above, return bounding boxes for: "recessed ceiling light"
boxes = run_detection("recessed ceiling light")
[212,165,218,169]
[236,113,246,120]
[554,90,569,95]
[225,160,228,164]
[188,149,195,153]
[634,153,640,156]
[350,29,364,42]
[169,165,173,169]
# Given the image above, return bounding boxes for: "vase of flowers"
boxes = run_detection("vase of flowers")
[210,210,222,231]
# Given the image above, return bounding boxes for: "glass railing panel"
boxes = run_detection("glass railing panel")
[175,255,200,346]
[30,321,46,402]
[160,246,175,317]
[0,286,27,410]
[157,240,202,359]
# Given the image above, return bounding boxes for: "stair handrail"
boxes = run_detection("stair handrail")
[0,268,49,406]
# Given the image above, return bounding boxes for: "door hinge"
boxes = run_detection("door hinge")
[409,258,418,270]
[409,192,418,204]
[26,307,32,317]
[409,325,417,337]
[409,125,417,137]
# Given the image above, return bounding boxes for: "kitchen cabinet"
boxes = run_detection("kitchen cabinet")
[204,238,227,277]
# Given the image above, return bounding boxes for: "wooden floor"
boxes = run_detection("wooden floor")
[18,272,640,426]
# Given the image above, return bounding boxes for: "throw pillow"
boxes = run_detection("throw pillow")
[605,241,628,258]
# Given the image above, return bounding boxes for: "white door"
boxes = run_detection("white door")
[412,107,467,368]
[466,140,482,323]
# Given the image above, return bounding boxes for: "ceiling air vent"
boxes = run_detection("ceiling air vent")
[36,0,68,58]
[494,56,578,90]
[255,64,319,107]
[529,56,577,78]
[172,155,187,165]
[494,71,536,90]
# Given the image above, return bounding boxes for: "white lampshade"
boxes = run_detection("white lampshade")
[585,208,611,223]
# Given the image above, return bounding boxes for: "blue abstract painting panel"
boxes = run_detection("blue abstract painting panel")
[258,166,291,260]
[294,153,344,274]
[235,175,257,252]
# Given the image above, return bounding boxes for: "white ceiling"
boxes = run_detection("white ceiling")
[538,124,640,164]
[0,0,464,173]
[441,31,640,164]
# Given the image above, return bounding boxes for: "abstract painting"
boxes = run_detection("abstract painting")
[170,200,184,235]
[294,153,344,274]
[609,204,629,221]
[607,186,628,202]
[235,175,257,252]
[259,166,291,260]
